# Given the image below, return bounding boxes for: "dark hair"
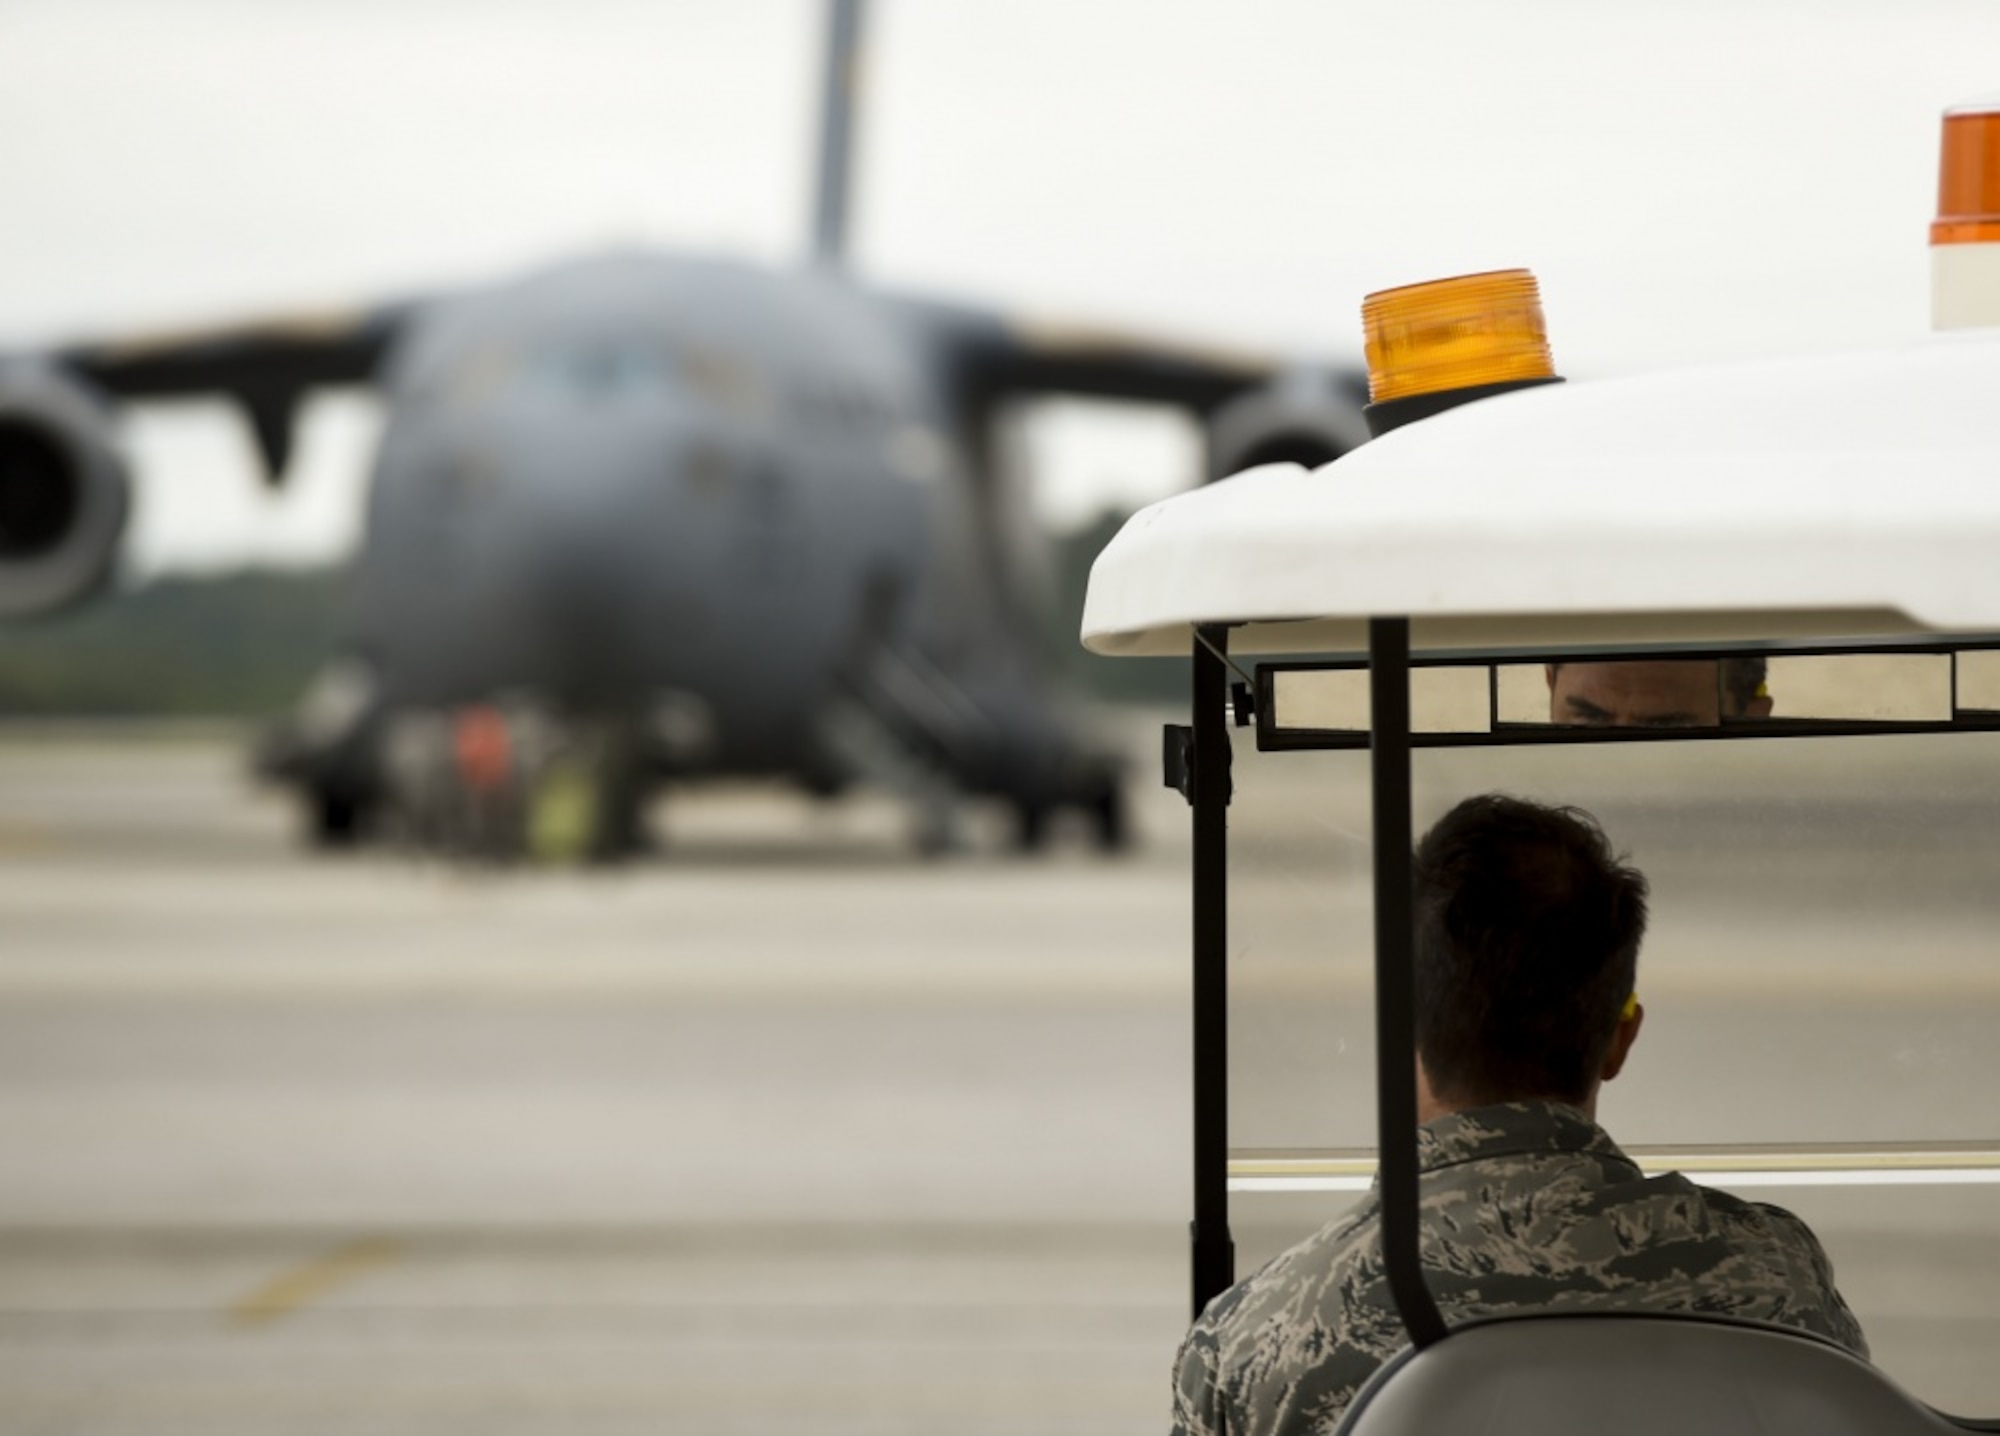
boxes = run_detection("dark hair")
[1412,794,1649,1107]
[1719,657,1767,715]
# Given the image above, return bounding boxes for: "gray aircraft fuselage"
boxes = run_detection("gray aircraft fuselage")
[367,255,916,755]
[302,246,1104,838]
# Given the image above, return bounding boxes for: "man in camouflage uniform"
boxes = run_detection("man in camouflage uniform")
[1171,794,1866,1436]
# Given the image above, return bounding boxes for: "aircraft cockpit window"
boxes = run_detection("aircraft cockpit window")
[681,347,768,417]
[439,345,520,407]
[528,341,672,401]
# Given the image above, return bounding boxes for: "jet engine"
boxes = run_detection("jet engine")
[1205,363,1373,481]
[0,360,130,618]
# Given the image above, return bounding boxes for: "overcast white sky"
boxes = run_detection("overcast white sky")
[2,0,1996,572]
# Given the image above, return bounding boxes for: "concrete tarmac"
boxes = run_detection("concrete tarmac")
[1,724,1997,1431]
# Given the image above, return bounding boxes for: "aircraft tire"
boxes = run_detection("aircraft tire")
[307,789,367,849]
[1012,801,1050,852]
[910,794,962,858]
[1090,782,1130,854]
[597,778,652,862]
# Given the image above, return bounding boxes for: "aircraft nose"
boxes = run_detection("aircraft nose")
[494,428,809,696]
[494,543,629,704]
[677,443,806,582]
[429,430,685,700]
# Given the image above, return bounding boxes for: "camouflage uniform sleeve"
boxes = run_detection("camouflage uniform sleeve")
[1752,1201,1871,1360]
[1171,1312,1229,1436]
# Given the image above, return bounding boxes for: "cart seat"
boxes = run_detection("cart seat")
[1335,1312,1970,1435]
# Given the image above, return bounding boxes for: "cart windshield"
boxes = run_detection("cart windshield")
[1225,645,2000,1415]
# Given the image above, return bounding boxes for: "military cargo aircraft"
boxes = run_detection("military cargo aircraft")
[0,0,1368,858]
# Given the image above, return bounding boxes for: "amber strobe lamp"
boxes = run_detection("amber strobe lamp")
[1360,268,1563,437]
[1933,98,2000,329]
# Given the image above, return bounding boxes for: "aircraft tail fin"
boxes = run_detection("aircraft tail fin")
[810,0,865,266]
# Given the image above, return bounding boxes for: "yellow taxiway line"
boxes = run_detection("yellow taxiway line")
[228,1236,401,1327]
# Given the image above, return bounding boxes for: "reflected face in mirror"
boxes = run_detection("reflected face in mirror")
[1546,660,1773,729]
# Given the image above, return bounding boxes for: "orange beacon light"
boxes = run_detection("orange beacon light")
[1932,98,2000,329]
[1359,268,1564,438]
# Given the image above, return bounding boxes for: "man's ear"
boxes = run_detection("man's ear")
[1599,1002,1644,1083]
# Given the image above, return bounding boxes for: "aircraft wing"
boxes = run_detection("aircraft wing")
[963,314,1278,413]
[54,302,412,485]
[922,303,1369,480]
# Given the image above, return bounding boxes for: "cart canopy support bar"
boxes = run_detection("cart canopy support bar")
[1191,625,1236,1318]
[1369,616,1449,1348]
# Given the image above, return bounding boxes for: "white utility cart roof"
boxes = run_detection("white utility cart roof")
[1081,333,2000,656]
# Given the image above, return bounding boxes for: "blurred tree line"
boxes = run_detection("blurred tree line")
[0,568,343,716]
[0,512,1184,717]
[1046,508,1185,706]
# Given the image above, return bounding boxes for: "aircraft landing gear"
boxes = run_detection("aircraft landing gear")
[1090,782,1130,853]
[1012,801,1050,852]
[306,788,368,849]
[1011,780,1127,854]
[909,791,964,857]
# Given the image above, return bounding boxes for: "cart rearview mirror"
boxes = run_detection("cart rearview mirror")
[1262,646,1997,748]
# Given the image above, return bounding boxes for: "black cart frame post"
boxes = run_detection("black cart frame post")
[1368,617,1449,1347]
[1190,624,1235,1319]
